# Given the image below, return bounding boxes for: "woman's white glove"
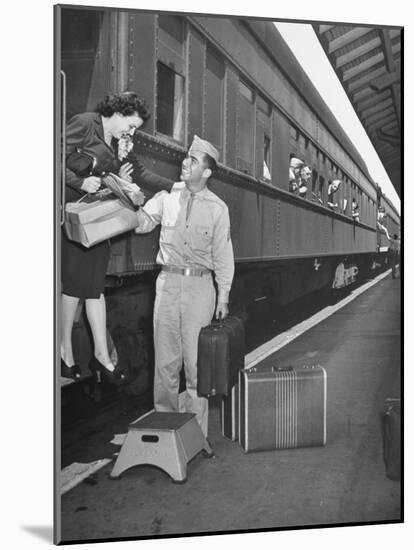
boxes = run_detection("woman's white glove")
[81,176,102,193]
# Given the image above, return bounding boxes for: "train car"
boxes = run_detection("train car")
[56,7,400,391]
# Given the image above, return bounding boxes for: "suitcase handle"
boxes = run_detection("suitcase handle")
[250,365,293,373]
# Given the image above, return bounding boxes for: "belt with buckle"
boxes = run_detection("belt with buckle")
[162,265,211,277]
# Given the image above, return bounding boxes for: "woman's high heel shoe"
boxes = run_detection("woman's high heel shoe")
[88,356,125,384]
[61,359,81,380]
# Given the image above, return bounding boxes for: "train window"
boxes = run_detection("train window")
[298,133,307,155]
[257,96,271,116]
[256,95,272,183]
[205,46,225,151]
[312,171,322,203]
[236,80,255,174]
[156,61,185,142]
[61,9,103,55]
[290,125,299,147]
[319,176,325,203]
[263,134,271,182]
[342,186,348,214]
[157,14,184,57]
[239,80,253,102]
[155,14,185,142]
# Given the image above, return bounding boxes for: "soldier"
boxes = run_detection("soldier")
[389,234,401,279]
[134,135,235,436]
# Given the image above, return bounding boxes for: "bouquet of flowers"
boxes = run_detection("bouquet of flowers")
[117,133,134,161]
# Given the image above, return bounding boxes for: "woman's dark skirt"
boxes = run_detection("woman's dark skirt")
[61,230,110,299]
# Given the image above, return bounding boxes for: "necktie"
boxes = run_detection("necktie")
[186,192,195,221]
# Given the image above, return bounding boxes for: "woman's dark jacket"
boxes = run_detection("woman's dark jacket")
[65,112,173,201]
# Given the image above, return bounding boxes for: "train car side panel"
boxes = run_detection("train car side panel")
[188,27,205,142]
[129,13,156,134]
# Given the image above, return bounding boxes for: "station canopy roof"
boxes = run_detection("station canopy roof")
[313,24,402,199]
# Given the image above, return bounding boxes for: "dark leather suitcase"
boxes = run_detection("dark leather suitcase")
[382,398,401,480]
[221,383,239,440]
[197,316,245,397]
[239,365,327,452]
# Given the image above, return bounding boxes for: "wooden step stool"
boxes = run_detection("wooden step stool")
[110,411,213,483]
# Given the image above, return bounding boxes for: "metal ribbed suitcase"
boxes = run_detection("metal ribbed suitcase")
[197,316,245,397]
[239,365,327,452]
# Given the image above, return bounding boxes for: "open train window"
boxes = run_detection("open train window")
[290,124,299,148]
[155,15,185,143]
[319,176,325,203]
[205,46,225,152]
[312,170,322,203]
[156,62,185,142]
[256,95,272,183]
[263,134,271,182]
[236,80,255,174]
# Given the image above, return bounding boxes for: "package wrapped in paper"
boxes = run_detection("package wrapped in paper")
[64,172,144,248]
[64,198,139,248]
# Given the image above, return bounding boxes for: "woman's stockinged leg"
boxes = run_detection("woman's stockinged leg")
[85,293,113,370]
[61,293,81,366]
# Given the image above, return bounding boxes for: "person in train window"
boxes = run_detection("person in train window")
[134,135,235,437]
[327,179,341,209]
[298,165,312,198]
[289,157,304,194]
[351,197,360,222]
[377,207,391,240]
[61,91,174,382]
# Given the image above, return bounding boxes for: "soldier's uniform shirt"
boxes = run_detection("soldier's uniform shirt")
[135,182,235,435]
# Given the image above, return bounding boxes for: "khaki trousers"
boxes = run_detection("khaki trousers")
[153,271,215,436]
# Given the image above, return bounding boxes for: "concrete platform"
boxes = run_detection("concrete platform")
[59,274,401,542]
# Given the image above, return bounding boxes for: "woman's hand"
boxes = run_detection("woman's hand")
[81,176,102,193]
[118,162,133,182]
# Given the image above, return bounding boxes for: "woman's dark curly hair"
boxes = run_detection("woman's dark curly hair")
[95,91,150,120]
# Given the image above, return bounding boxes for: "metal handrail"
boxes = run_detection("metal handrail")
[60,69,66,226]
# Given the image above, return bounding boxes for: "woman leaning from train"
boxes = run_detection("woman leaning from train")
[61,91,173,383]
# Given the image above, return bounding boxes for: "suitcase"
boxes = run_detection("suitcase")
[382,398,401,480]
[197,316,245,397]
[239,365,327,452]
[221,383,239,440]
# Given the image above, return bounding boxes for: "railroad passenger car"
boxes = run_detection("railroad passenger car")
[56,7,400,390]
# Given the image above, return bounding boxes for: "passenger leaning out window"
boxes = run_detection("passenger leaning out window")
[351,197,360,222]
[327,179,341,209]
[377,207,390,239]
[289,157,304,194]
[298,165,312,198]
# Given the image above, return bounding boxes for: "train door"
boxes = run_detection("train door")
[59,7,128,119]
